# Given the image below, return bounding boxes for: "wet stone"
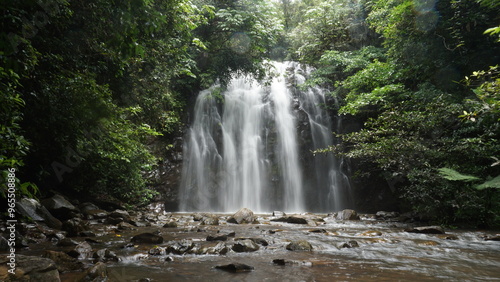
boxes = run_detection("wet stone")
[286,240,313,251]
[405,226,445,234]
[215,263,254,272]
[227,208,258,224]
[271,216,308,224]
[163,222,178,228]
[131,233,164,244]
[232,239,260,252]
[338,240,359,249]
[484,234,500,241]
[207,235,228,241]
[67,241,93,260]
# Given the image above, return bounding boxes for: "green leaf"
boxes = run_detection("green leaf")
[438,167,480,182]
[475,175,500,190]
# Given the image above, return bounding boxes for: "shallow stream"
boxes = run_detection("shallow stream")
[20,212,500,281]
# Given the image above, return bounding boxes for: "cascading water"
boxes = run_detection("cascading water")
[179,62,351,212]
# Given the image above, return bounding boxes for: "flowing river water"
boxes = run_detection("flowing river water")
[18,209,500,281]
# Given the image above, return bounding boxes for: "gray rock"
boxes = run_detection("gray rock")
[163,222,178,228]
[376,211,400,220]
[16,198,62,229]
[117,222,136,230]
[41,194,78,220]
[232,239,259,252]
[335,209,360,220]
[405,226,445,234]
[0,254,60,281]
[166,240,194,254]
[67,241,93,260]
[286,240,313,251]
[131,233,164,244]
[227,208,257,224]
[484,234,500,241]
[201,215,219,226]
[62,218,87,237]
[109,209,131,222]
[93,249,119,263]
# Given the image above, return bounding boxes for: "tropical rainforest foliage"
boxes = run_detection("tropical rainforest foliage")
[1,0,499,226]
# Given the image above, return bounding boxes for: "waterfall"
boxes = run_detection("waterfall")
[179,62,351,212]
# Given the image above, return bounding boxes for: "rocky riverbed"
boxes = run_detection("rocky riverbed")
[1,195,500,281]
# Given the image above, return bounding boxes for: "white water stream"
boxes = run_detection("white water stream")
[179,62,350,212]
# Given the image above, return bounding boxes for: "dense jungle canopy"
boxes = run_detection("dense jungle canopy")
[1,0,499,227]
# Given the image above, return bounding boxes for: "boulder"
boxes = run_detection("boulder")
[163,222,178,228]
[85,262,107,281]
[42,250,83,272]
[189,242,229,255]
[236,237,268,246]
[79,202,100,214]
[0,254,60,282]
[41,194,79,220]
[16,198,62,229]
[335,209,360,220]
[215,263,254,272]
[62,218,87,237]
[484,234,500,241]
[201,216,219,226]
[286,240,313,251]
[405,226,445,234]
[166,240,194,255]
[227,208,257,224]
[375,211,400,220]
[232,239,259,252]
[117,222,136,231]
[109,209,131,222]
[67,241,93,260]
[93,249,119,263]
[131,233,164,244]
[271,216,308,224]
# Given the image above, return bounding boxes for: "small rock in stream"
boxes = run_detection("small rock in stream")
[333,209,360,220]
[338,240,359,249]
[405,226,445,234]
[232,239,260,252]
[484,234,500,241]
[215,263,254,272]
[286,240,313,251]
[131,232,164,244]
[207,235,228,241]
[271,216,308,224]
[163,222,178,228]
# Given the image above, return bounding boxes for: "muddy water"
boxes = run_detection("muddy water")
[23,213,500,281]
